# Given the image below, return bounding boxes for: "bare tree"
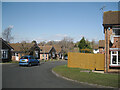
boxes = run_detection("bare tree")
[2,25,14,43]
[58,37,74,53]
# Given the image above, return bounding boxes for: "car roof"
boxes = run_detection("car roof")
[22,55,33,57]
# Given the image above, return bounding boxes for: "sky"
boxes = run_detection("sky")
[2,2,119,43]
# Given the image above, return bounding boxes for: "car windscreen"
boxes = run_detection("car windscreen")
[20,56,28,59]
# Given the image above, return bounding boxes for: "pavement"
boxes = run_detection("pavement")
[2,60,107,88]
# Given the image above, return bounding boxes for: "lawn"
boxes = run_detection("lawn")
[53,65,120,88]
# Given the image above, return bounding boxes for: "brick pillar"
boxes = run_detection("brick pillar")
[104,27,112,73]
[104,28,107,73]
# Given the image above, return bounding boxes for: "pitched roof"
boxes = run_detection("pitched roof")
[99,40,105,48]
[70,47,79,52]
[9,43,35,52]
[103,11,120,25]
[53,45,62,54]
[39,45,53,53]
[0,38,14,49]
[93,45,99,49]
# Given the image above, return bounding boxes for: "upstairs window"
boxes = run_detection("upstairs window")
[112,26,120,35]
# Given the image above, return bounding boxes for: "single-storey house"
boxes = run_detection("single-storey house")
[0,38,14,62]
[99,40,105,54]
[53,45,64,59]
[9,43,40,61]
[93,45,99,54]
[39,45,56,60]
[103,11,120,73]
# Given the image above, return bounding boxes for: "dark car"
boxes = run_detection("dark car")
[19,55,40,67]
[64,56,68,60]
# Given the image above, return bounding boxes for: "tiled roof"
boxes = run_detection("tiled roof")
[53,45,62,54]
[9,43,35,52]
[99,40,105,48]
[39,45,53,53]
[93,45,99,49]
[103,11,120,25]
[70,47,79,52]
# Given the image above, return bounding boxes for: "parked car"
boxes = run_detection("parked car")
[64,56,68,60]
[19,55,40,66]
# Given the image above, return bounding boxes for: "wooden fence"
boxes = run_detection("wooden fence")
[68,52,105,70]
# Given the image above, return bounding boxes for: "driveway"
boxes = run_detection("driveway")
[2,60,100,88]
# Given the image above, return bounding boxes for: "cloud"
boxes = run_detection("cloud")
[55,34,68,37]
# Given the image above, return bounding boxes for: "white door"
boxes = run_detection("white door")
[15,53,19,61]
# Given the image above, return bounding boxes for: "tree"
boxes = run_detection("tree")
[58,37,74,53]
[78,37,87,49]
[32,40,37,45]
[2,25,14,43]
[78,37,92,52]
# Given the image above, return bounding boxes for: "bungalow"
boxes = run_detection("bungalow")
[99,40,105,54]
[9,43,40,61]
[103,11,120,73]
[39,45,56,60]
[0,38,14,62]
[93,45,99,54]
[53,45,64,59]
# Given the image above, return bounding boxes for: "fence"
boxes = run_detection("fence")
[68,52,105,70]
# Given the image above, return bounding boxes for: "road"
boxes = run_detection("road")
[2,60,100,88]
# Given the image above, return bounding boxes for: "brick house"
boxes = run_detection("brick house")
[0,38,14,62]
[39,45,56,60]
[9,43,40,61]
[103,11,120,73]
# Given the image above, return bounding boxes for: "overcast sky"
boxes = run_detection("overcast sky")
[2,2,118,43]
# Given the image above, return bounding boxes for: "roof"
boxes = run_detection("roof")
[99,40,105,48]
[70,47,79,52]
[9,43,35,52]
[39,45,53,53]
[103,11,120,25]
[92,45,99,49]
[53,45,62,54]
[0,38,14,49]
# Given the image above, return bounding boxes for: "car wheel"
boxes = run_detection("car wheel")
[28,63,32,67]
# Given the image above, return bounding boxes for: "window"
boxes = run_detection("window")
[112,26,120,35]
[35,51,38,58]
[15,53,18,56]
[1,49,8,59]
[110,51,120,66]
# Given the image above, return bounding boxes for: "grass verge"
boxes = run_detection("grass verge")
[53,65,120,88]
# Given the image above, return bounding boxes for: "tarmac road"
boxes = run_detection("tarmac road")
[2,60,101,88]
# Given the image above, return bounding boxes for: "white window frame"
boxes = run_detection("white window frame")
[110,51,120,66]
[1,49,8,59]
[35,51,38,58]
